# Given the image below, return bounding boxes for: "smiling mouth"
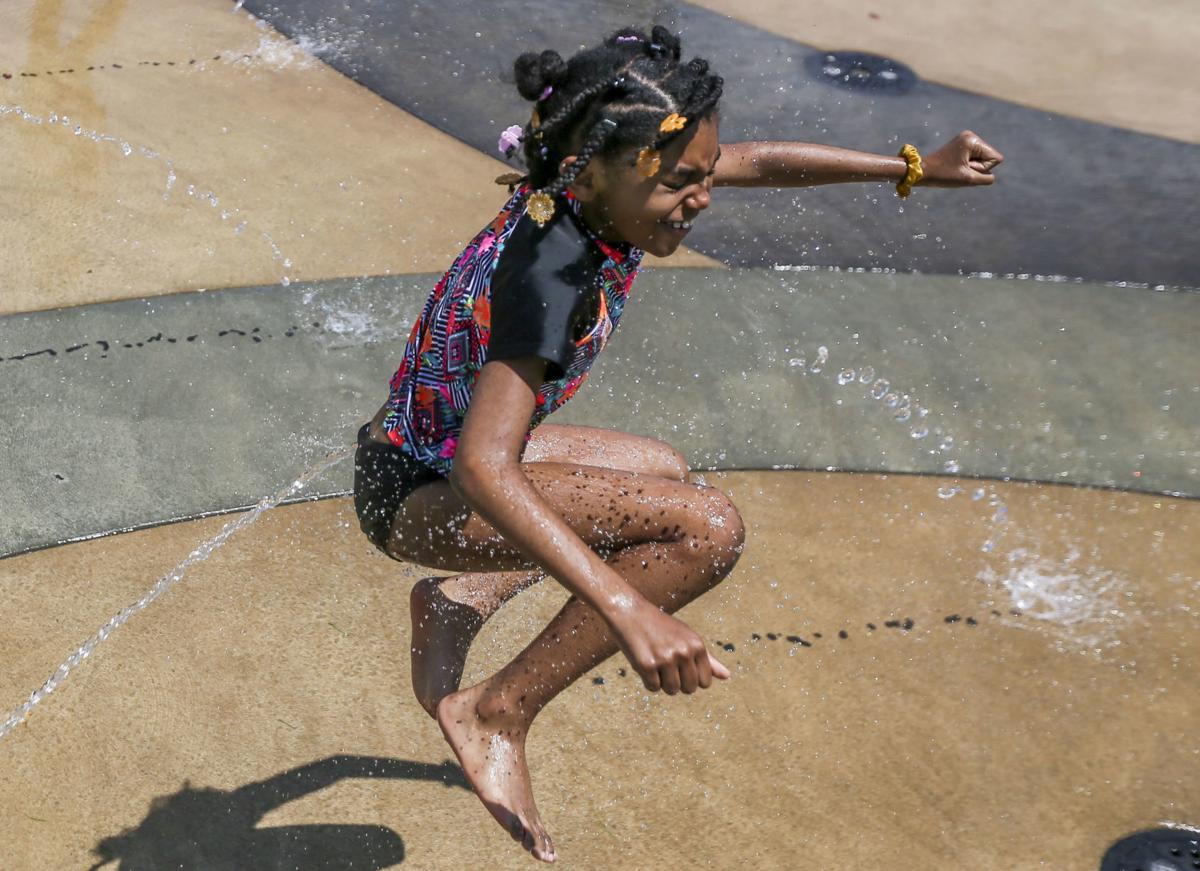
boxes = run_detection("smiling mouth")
[660,219,694,232]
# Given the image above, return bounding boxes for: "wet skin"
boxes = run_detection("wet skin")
[364,102,1006,864]
[569,112,722,259]
[364,117,740,863]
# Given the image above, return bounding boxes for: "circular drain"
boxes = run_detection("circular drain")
[805,50,917,94]
[1101,828,1200,871]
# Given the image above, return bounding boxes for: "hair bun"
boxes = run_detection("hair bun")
[648,25,682,61]
[513,49,569,101]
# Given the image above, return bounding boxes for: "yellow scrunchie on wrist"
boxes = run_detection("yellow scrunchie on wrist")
[896,143,923,198]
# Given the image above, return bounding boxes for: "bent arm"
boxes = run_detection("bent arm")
[448,356,646,622]
[714,140,906,188]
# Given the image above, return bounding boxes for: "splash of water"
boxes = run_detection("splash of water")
[787,341,1147,652]
[0,103,296,286]
[771,262,1195,294]
[791,345,1011,553]
[0,447,352,743]
[976,546,1128,651]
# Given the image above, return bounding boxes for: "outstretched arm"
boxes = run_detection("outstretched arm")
[714,130,1003,189]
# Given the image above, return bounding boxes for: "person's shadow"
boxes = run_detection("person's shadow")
[85,754,469,870]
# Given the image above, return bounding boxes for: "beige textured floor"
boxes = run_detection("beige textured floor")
[0,0,717,317]
[2,472,1195,869]
[4,3,1197,868]
[695,0,1200,144]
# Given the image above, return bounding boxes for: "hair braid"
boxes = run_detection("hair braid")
[535,78,616,141]
[506,23,723,212]
[541,118,619,200]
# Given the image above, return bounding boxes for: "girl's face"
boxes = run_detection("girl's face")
[565,113,720,258]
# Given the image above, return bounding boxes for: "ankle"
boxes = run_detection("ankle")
[411,577,487,627]
[474,681,538,730]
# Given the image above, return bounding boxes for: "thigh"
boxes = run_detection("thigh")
[384,460,739,574]
[521,423,689,481]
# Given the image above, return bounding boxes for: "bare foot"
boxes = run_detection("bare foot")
[410,577,486,719]
[437,683,556,863]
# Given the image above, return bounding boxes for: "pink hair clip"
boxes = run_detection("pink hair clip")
[498,124,523,157]
[539,84,553,101]
[616,35,641,43]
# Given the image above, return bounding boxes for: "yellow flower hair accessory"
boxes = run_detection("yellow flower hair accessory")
[530,107,544,140]
[659,112,687,134]
[896,143,924,198]
[527,190,555,227]
[636,146,661,178]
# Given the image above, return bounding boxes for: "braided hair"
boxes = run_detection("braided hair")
[500,24,723,207]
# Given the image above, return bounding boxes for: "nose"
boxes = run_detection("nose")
[685,184,711,212]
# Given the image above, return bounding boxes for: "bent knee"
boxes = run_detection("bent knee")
[665,447,690,482]
[694,487,746,570]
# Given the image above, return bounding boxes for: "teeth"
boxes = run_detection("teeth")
[665,220,692,230]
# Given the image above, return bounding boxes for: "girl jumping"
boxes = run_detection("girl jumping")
[353,24,1002,863]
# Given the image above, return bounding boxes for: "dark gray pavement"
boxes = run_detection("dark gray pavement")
[2,269,1196,559]
[242,0,1200,288]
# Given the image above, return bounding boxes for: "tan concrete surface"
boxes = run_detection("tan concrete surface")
[2,471,1195,869]
[694,0,1200,144]
[0,0,718,317]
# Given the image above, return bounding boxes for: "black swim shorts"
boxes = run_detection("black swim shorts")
[353,422,445,557]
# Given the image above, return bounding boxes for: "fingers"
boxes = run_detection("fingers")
[707,650,731,679]
[628,627,732,694]
[696,648,714,689]
[962,129,1004,168]
[640,662,662,693]
[658,662,682,695]
[677,653,700,694]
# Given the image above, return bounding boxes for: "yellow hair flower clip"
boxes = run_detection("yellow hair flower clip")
[636,146,661,177]
[659,112,687,133]
[527,190,555,227]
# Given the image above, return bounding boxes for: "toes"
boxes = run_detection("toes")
[527,820,555,862]
[533,830,556,862]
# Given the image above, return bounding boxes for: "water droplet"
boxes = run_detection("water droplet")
[808,346,829,374]
[837,368,856,385]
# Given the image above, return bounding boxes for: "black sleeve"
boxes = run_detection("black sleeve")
[487,203,601,382]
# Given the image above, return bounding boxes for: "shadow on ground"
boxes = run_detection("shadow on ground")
[84,755,468,870]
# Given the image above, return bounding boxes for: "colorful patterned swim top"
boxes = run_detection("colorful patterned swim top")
[379,181,645,476]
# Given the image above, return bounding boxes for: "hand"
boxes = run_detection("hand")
[918,130,1004,187]
[607,597,731,694]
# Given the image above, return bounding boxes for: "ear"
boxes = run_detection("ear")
[562,154,604,203]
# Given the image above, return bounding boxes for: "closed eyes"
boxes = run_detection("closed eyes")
[662,169,716,192]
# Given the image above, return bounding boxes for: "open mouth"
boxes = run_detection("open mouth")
[660,218,694,234]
